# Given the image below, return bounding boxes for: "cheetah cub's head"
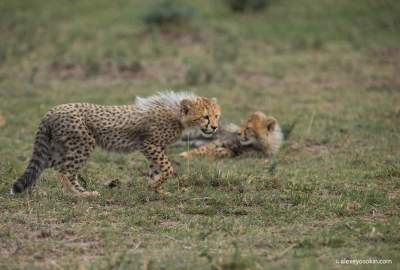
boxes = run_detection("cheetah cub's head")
[180,97,221,137]
[239,112,283,156]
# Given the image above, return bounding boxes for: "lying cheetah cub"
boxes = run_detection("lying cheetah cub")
[179,112,282,159]
[11,91,220,196]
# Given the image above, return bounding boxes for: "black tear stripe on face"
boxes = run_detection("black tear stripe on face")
[193,117,204,122]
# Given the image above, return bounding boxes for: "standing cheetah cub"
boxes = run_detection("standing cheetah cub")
[11,91,220,196]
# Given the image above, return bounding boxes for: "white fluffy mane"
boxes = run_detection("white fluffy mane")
[269,125,283,155]
[134,91,196,112]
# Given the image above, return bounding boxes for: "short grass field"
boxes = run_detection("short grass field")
[1,0,400,269]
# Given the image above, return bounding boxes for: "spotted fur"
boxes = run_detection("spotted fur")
[179,112,282,159]
[11,91,221,196]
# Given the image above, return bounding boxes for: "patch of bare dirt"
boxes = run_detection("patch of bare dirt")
[289,139,341,156]
[367,47,400,89]
[308,140,342,155]
[48,62,85,79]
[143,60,187,82]
[235,68,278,89]
[43,60,187,82]
[135,28,207,45]
[370,47,400,66]
[0,112,5,127]
[388,190,400,200]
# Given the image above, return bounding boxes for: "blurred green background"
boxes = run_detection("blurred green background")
[0,0,399,269]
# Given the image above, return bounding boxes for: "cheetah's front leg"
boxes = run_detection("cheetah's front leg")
[141,143,174,196]
[179,141,234,158]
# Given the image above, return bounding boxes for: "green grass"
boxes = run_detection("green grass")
[0,0,399,269]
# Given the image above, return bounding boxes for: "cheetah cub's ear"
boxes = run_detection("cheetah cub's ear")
[265,117,277,133]
[180,99,194,115]
[211,97,218,103]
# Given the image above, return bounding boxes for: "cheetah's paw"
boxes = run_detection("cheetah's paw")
[80,191,100,197]
[179,152,190,158]
[179,186,190,193]
[154,189,171,197]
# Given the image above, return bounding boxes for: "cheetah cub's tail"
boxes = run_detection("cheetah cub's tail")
[11,123,51,195]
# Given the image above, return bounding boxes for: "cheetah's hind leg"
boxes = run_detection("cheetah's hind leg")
[55,134,99,197]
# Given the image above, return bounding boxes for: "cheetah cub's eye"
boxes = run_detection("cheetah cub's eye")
[203,115,209,120]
